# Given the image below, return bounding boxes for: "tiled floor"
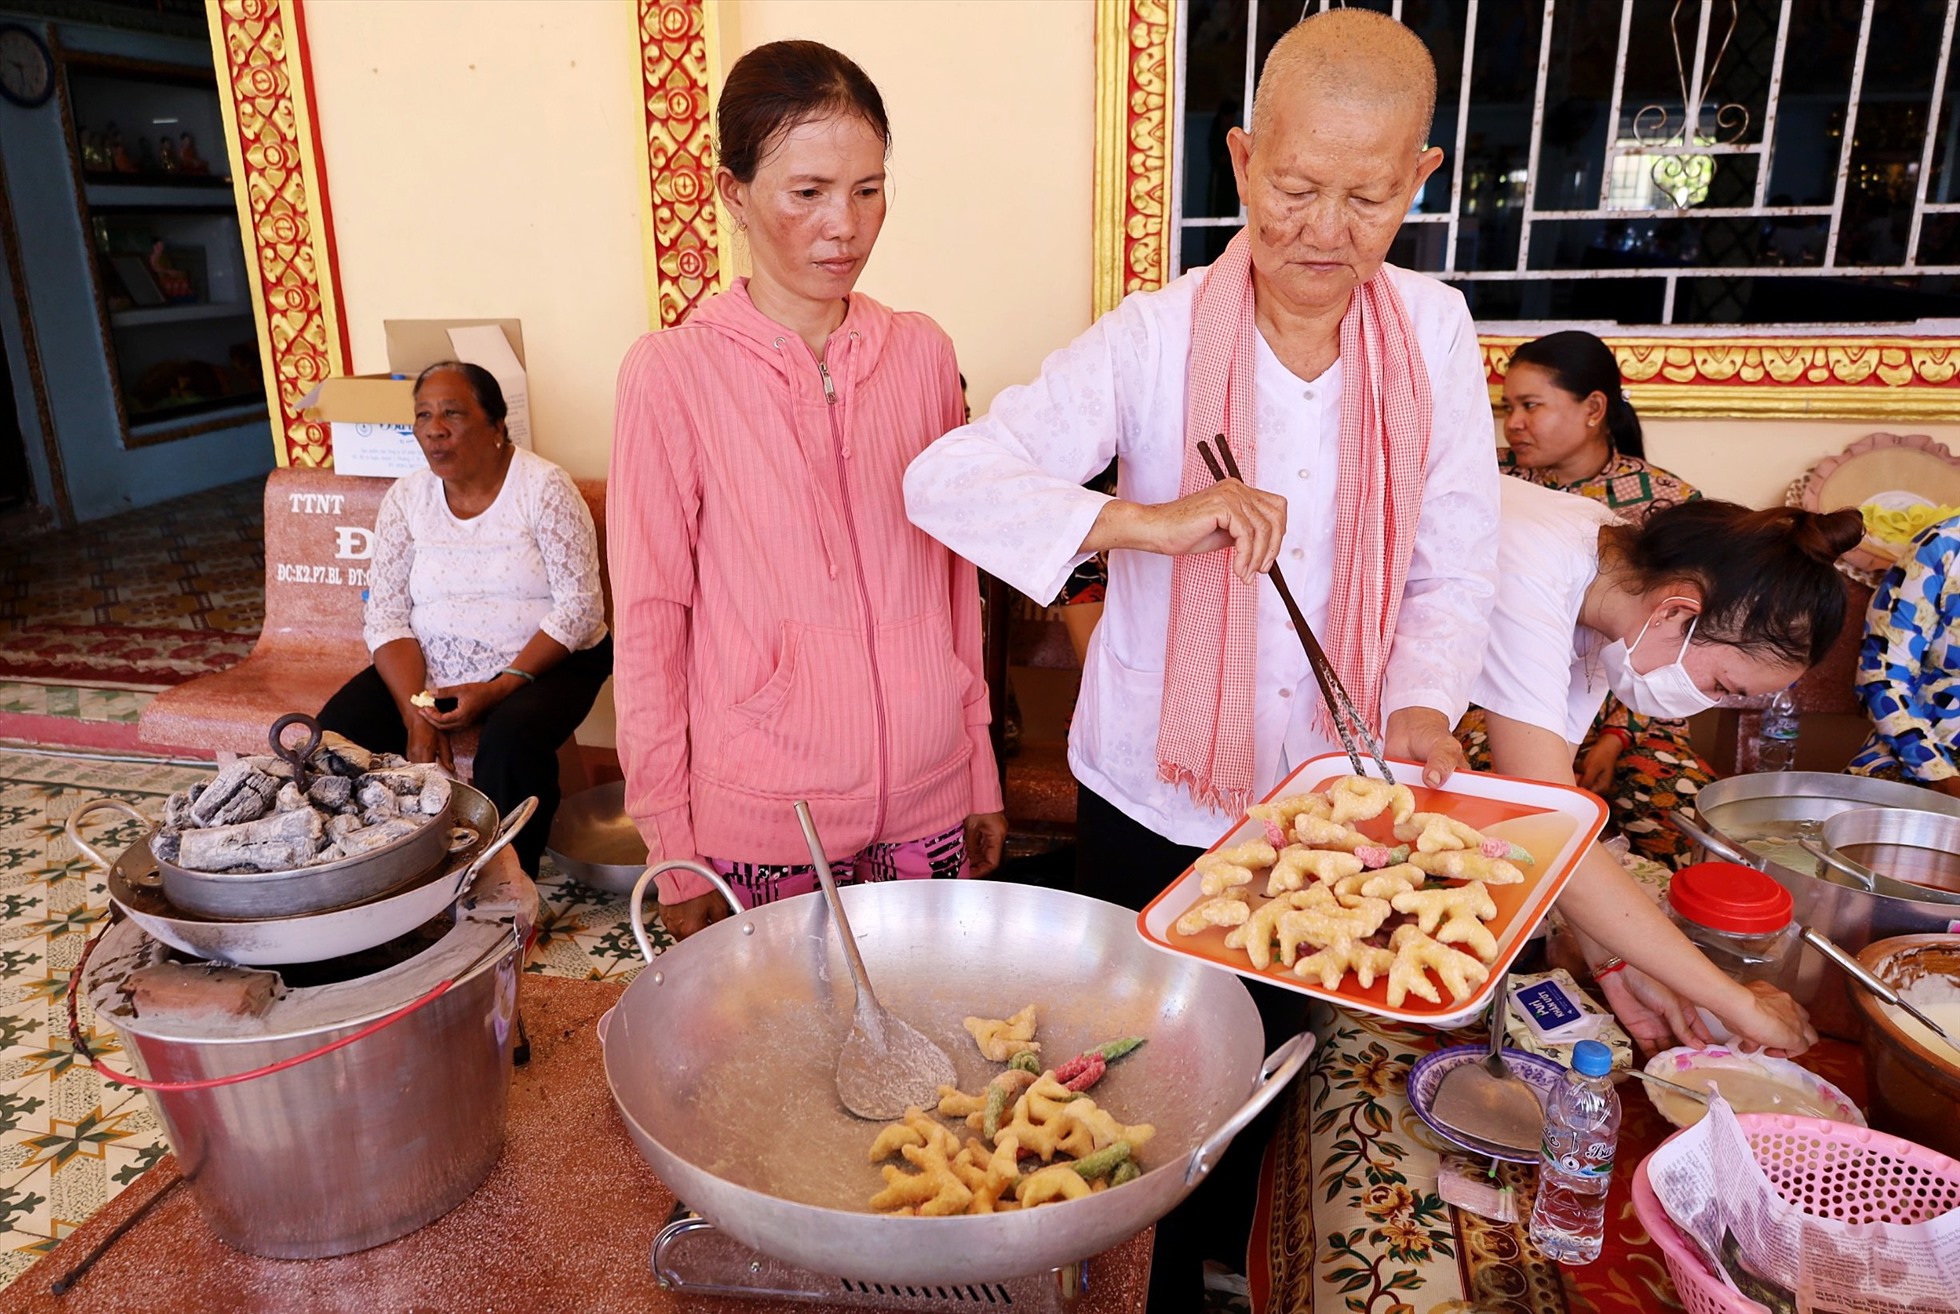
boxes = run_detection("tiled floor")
[0,745,669,1289]
[0,684,152,728]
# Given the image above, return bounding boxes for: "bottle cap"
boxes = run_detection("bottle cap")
[1667,862,1794,934]
[1571,1039,1612,1077]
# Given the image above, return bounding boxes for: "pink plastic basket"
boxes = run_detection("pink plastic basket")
[1631,1113,1960,1314]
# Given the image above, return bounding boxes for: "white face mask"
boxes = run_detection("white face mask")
[1598,605,1719,719]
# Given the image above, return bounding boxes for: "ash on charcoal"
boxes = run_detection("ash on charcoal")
[307,775,353,811]
[177,806,324,873]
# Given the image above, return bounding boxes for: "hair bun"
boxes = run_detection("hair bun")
[1795,507,1866,563]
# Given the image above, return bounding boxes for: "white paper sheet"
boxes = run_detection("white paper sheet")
[446,324,531,451]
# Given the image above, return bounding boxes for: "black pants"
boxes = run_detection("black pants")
[318,636,613,874]
[1076,785,1305,1314]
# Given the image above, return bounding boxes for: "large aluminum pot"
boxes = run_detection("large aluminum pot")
[1809,807,1960,899]
[81,868,532,1258]
[602,865,1313,1285]
[1673,773,1960,1036]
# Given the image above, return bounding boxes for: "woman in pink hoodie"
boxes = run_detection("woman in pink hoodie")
[609,40,1006,940]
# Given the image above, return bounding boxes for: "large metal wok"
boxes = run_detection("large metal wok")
[602,865,1313,1286]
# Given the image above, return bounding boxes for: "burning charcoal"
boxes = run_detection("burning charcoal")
[310,732,374,779]
[357,781,401,815]
[333,817,419,856]
[188,760,280,827]
[177,807,325,873]
[306,775,353,811]
[327,812,363,840]
[416,773,452,817]
[239,755,293,780]
[151,828,181,863]
[187,781,205,805]
[360,767,429,797]
[372,752,409,770]
[274,782,310,812]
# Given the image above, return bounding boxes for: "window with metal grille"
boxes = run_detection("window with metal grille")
[1175,0,1960,327]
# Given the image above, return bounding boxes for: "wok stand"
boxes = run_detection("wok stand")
[652,1207,1094,1312]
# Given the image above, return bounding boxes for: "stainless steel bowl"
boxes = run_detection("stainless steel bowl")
[544,780,646,894]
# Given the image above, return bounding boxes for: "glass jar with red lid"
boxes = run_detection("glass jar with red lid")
[1665,861,1801,989]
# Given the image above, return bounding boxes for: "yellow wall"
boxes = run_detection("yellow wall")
[302,0,648,481]
[717,0,1097,410]
[1639,418,1960,508]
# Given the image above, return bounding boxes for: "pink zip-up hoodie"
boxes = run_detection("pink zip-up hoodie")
[609,280,1002,901]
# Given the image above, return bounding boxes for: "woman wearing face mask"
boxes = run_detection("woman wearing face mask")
[607,40,1005,941]
[1465,330,1716,868]
[1466,479,1865,1053]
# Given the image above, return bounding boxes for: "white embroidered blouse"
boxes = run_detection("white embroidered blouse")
[904,263,1501,846]
[364,446,608,687]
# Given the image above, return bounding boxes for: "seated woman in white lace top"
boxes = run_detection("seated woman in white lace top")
[319,361,612,873]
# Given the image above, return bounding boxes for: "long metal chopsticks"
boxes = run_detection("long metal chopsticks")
[1195,435,1396,785]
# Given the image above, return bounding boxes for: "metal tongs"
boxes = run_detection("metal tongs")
[1196,435,1396,785]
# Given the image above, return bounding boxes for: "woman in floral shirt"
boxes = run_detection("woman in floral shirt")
[1849,516,1960,792]
[1459,331,1715,866]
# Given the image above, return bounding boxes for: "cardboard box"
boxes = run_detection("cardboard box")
[299,319,529,478]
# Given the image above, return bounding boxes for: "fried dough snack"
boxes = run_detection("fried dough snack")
[1333,863,1424,901]
[1385,924,1491,1007]
[1391,880,1499,962]
[1394,811,1488,853]
[964,1004,1039,1060]
[1292,815,1373,853]
[870,1137,974,1216]
[1223,889,1320,970]
[1017,1164,1092,1206]
[1327,775,1418,826]
[1273,895,1391,967]
[1247,793,1333,846]
[1174,894,1251,936]
[1264,846,1364,895]
[1295,938,1396,991]
[1408,849,1526,885]
[1197,858,1258,898]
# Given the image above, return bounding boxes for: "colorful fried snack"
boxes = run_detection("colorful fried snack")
[1264,845,1364,895]
[870,1136,974,1216]
[1173,894,1251,936]
[1326,775,1418,827]
[1333,863,1424,901]
[1273,894,1391,967]
[1060,1099,1155,1153]
[1223,888,1323,970]
[1408,849,1526,886]
[1017,1163,1093,1206]
[1247,793,1334,846]
[1394,811,1488,853]
[1385,924,1492,1007]
[1292,815,1373,853]
[964,1004,1040,1060]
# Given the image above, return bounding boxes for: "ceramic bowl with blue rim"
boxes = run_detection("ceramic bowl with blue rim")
[1407,1044,1564,1163]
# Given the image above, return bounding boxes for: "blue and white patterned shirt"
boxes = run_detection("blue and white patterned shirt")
[1849,518,1960,783]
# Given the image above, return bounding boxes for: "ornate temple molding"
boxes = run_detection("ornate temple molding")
[207,0,347,468]
[635,0,725,330]
[1090,1,1958,421]
[1092,0,1174,320]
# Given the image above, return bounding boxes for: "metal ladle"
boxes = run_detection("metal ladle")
[1429,973,1544,1154]
[794,801,957,1120]
[1802,924,1960,1048]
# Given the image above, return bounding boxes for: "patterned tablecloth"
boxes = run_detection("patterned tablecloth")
[1246,1003,1866,1314]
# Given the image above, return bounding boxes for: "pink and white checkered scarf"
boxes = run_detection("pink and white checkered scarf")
[1156,231,1434,812]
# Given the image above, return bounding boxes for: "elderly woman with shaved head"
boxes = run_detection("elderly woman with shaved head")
[908,12,1810,1299]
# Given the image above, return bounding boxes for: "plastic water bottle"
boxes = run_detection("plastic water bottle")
[1529,1039,1621,1264]
[1756,687,1800,772]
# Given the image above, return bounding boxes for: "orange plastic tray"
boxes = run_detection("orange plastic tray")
[1137,755,1607,1026]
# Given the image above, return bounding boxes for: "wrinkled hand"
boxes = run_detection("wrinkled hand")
[964,811,1007,878]
[659,889,729,942]
[1384,707,1466,788]
[404,717,452,771]
[1579,738,1622,795]
[420,680,507,732]
[1719,980,1817,1058]
[1133,480,1289,584]
[1598,963,1715,1053]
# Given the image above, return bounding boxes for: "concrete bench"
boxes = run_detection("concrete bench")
[141,467,611,785]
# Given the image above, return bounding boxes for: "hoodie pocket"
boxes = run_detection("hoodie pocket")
[872,610,972,788]
[711,620,877,799]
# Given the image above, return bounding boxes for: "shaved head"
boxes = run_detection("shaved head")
[1251,9,1437,146]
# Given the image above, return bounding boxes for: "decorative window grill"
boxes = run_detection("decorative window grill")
[1174,0,1960,327]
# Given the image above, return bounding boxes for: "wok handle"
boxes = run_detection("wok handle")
[1664,810,1756,868]
[450,796,538,896]
[627,862,746,963]
[1184,1030,1316,1186]
[64,798,151,872]
[1797,837,1879,892]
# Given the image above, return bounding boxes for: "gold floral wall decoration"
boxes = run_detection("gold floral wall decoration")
[1092,0,1174,320]
[635,0,723,330]
[207,0,347,468]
